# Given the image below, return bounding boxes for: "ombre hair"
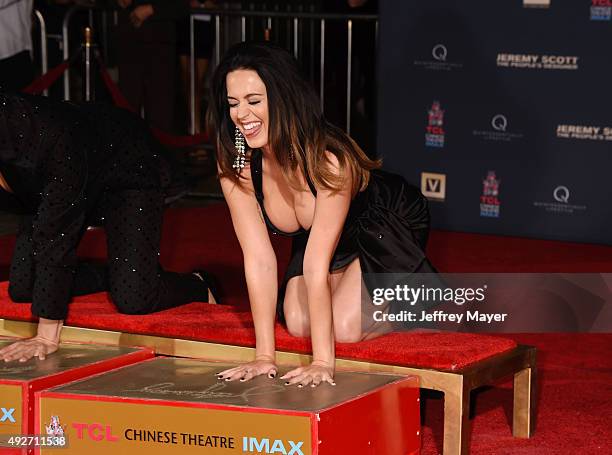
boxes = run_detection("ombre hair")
[207,41,380,196]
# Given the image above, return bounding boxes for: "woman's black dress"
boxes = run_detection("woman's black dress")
[249,149,436,320]
[0,92,206,320]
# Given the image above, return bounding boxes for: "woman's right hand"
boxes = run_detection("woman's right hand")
[217,357,278,382]
[0,336,59,362]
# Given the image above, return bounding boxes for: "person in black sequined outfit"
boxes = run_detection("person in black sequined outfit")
[0,92,217,362]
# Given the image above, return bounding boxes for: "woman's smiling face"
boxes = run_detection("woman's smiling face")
[226,69,269,150]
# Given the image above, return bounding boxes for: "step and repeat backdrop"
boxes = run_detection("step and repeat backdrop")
[377,0,612,244]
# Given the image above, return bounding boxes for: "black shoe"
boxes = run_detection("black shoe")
[192,270,221,304]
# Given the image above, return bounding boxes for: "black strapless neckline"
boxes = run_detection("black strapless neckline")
[250,149,315,237]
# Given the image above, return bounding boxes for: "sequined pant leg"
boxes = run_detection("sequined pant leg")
[8,193,206,313]
[8,216,108,303]
[7,216,35,302]
[103,189,206,315]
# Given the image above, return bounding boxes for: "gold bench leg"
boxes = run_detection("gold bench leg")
[513,366,536,437]
[443,377,471,455]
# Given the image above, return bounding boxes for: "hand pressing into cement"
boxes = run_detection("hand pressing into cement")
[0,336,59,362]
[217,357,278,382]
[281,360,335,388]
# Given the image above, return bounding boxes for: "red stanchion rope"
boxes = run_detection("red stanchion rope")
[23,47,84,94]
[21,50,210,149]
[96,55,137,113]
[96,54,209,148]
[22,60,72,95]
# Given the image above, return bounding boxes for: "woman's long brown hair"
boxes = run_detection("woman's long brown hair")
[207,42,380,197]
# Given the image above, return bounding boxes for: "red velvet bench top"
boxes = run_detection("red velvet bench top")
[0,282,516,372]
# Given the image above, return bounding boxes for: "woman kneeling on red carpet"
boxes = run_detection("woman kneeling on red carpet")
[209,42,435,387]
[0,92,218,363]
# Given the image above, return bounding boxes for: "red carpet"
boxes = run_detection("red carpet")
[421,333,612,455]
[1,204,611,453]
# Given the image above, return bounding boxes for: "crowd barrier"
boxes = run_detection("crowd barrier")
[24,40,208,149]
[30,3,378,137]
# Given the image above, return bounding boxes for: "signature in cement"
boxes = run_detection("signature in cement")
[0,365,36,374]
[124,381,286,403]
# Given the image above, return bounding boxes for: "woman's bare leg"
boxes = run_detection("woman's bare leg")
[330,259,392,342]
[284,258,392,342]
[284,275,310,337]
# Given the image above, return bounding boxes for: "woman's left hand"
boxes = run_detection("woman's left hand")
[281,361,336,388]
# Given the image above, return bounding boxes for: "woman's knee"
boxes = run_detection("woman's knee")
[284,277,310,337]
[109,286,154,315]
[334,315,363,343]
[7,283,32,303]
[114,304,151,315]
[284,308,310,338]
[284,300,310,338]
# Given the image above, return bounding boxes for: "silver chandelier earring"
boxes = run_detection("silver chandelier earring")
[233,127,246,171]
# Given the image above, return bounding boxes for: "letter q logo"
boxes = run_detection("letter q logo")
[432,44,448,61]
[491,114,508,132]
[553,186,570,203]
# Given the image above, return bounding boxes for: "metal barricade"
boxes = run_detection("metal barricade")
[190,8,379,136]
[32,9,48,96]
[62,5,88,101]
[50,4,378,134]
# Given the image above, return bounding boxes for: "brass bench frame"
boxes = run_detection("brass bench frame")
[0,319,536,455]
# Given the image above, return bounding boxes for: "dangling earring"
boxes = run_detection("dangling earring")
[233,127,246,171]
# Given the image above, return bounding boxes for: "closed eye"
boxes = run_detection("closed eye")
[228,100,261,108]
